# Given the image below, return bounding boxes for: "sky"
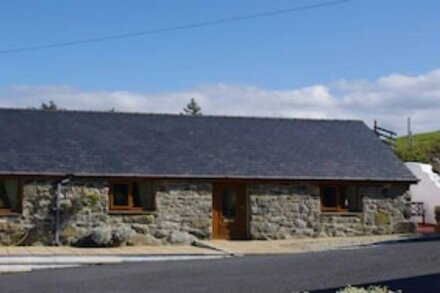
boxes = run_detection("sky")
[0,0,439,134]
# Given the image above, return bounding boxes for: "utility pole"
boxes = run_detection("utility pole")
[407,117,413,156]
[54,177,70,246]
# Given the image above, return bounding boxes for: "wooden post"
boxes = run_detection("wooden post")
[407,117,413,156]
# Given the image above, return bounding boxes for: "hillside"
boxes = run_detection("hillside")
[395,130,440,173]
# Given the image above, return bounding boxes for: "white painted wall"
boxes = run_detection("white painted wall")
[406,162,440,225]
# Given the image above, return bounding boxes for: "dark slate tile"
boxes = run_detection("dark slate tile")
[0,108,417,181]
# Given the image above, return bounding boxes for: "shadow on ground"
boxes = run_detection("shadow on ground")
[313,273,440,293]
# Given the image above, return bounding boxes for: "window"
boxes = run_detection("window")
[320,185,361,213]
[109,181,155,212]
[0,179,20,214]
[222,188,237,219]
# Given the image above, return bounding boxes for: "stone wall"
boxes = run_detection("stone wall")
[249,183,320,239]
[0,179,212,246]
[58,180,111,246]
[109,182,212,245]
[249,182,415,239]
[0,179,414,246]
[0,179,114,246]
[361,184,414,234]
[0,180,58,245]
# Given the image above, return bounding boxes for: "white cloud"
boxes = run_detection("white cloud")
[1,68,439,135]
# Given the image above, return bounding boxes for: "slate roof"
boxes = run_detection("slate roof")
[0,108,417,182]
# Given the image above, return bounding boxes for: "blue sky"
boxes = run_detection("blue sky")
[0,0,439,133]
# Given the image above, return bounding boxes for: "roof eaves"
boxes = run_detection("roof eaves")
[0,171,419,183]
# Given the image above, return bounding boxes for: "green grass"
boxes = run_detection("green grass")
[395,130,440,163]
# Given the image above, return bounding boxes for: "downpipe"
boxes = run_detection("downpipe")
[53,177,71,246]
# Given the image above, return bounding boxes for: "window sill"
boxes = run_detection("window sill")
[108,210,155,215]
[321,211,363,216]
[0,211,20,217]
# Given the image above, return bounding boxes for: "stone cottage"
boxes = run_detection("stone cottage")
[0,108,417,246]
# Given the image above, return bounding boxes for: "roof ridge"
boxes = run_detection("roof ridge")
[0,107,362,123]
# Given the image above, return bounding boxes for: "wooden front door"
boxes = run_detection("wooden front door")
[212,182,248,240]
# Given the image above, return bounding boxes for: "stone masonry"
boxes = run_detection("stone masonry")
[108,182,212,246]
[249,183,320,239]
[0,180,57,246]
[249,182,415,239]
[0,179,211,246]
[0,179,414,246]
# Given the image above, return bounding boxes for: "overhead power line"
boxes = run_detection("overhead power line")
[0,0,350,55]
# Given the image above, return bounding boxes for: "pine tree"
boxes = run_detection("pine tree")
[40,100,59,111]
[182,98,202,116]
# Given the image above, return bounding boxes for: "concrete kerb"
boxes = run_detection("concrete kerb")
[1,264,83,274]
[194,234,427,256]
[277,234,426,254]
[0,253,229,274]
[192,241,238,256]
[0,254,228,265]
[0,265,33,274]
[356,233,440,248]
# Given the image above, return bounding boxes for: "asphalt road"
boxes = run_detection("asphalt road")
[1,239,440,293]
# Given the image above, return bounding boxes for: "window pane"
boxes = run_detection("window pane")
[0,181,11,209]
[133,182,154,210]
[222,189,236,218]
[346,186,361,212]
[340,187,348,209]
[0,179,18,211]
[321,186,337,208]
[112,183,129,206]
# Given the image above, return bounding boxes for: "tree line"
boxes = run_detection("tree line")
[39,98,203,116]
